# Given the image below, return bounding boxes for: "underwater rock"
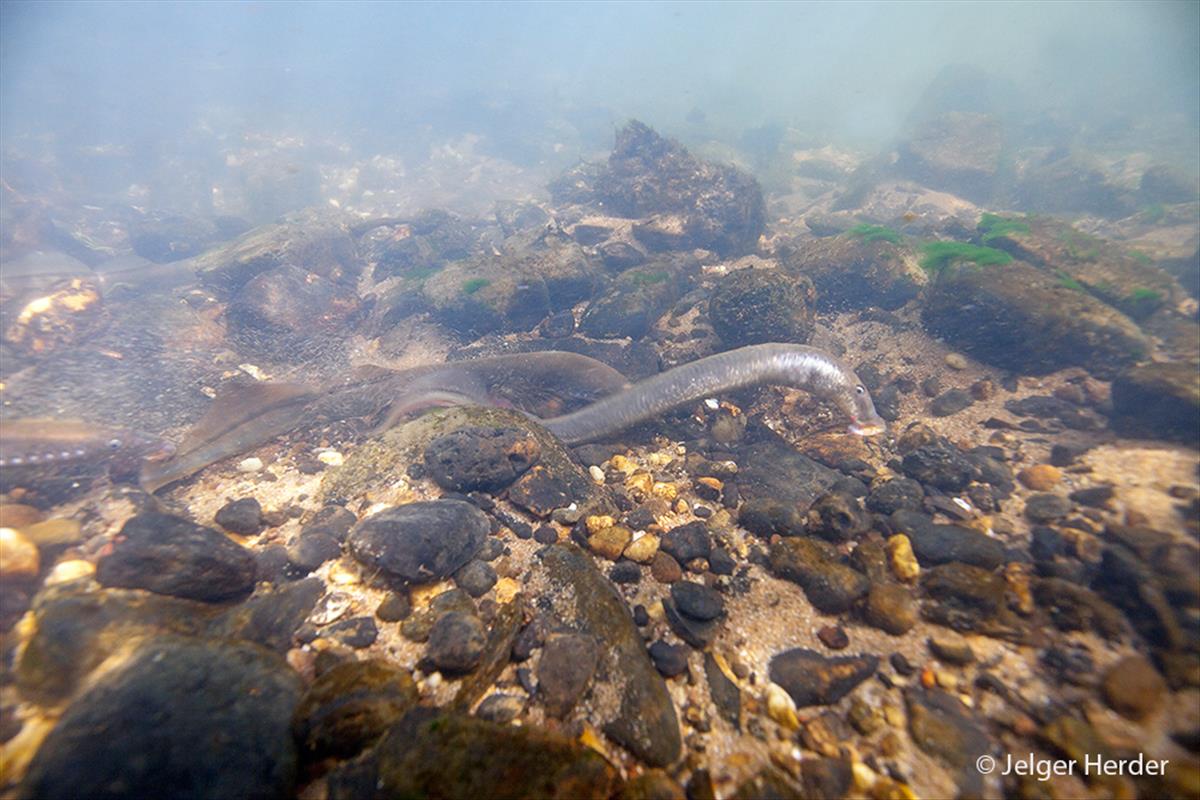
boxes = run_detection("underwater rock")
[537,632,600,717]
[1015,152,1137,219]
[865,477,924,515]
[1111,362,1200,445]
[287,529,342,574]
[366,209,479,281]
[128,213,222,263]
[904,687,991,798]
[426,610,486,673]
[805,491,871,542]
[1024,493,1072,523]
[920,562,1007,632]
[768,538,870,614]
[454,559,498,598]
[324,615,378,649]
[566,120,765,257]
[735,440,841,509]
[777,233,926,312]
[578,259,686,340]
[708,268,815,348]
[888,510,1004,569]
[189,207,360,295]
[214,496,264,535]
[648,640,691,677]
[348,500,487,585]
[292,659,418,761]
[535,543,681,766]
[928,388,974,417]
[900,441,978,492]
[97,511,257,602]
[671,580,724,621]
[984,216,1181,320]
[660,520,712,562]
[451,334,661,381]
[897,111,1004,203]
[3,277,104,357]
[1101,655,1167,720]
[20,635,301,800]
[326,709,619,800]
[863,582,918,635]
[663,596,722,649]
[768,648,878,707]
[423,426,541,493]
[921,258,1149,378]
[226,263,360,339]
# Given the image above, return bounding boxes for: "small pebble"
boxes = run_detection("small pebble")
[1017,464,1061,491]
[533,525,559,545]
[317,450,344,467]
[671,581,724,621]
[648,640,690,677]
[944,353,968,370]
[928,633,975,665]
[709,548,736,576]
[817,625,849,650]
[890,653,915,677]
[633,605,650,626]
[609,561,641,584]
[0,527,39,577]
[623,532,660,563]
[454,560,498,598]
[214,497,263,535]
[650,551,683,583]
[376,591,412,622]
[237,457,263,473]
[588,526,632,560]
[286,532,341,573]
[1025,493,1072,522]
[588,465,606,484]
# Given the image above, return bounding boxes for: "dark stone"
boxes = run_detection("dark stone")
[817,625,850,650]
[704,652,740,728]
[1101,655,1166,720]
[735,440,841,509]
[534,525,559,545]
[255,545,290,583]
[325,616,378,649]
[454,560,498,598]
[1070,486,1115,507]
[898,111,1003,201]
[890,510,1005,569]
[738,498,806,538]
[609,561,642,584]
[661,521,712,562]
[452,598,527,711]
[424,426,541,494]
[325,709,618,800]
[890,653,915,677]
[1033,578,1127,639]
[1025,493,1072,523]
[97,512,256,602]
[904,687,991,797]
[1111,362,1200,445]
[929,389,974,417]
[426,611,486,674]
[901,443,977,492]
[663,599,722,649]
[648,640,691,677]
[508,466,574,518]
[671,581,725,621]
[376,591,411,622]
[214,497,263,535]
[1050,443,1089,467]
[217,578,323,653]
[779,234,923,312]
[539,310,576,338]
[921,563,1007,631]
[20,636,300,800]
[865,478,924,515]
[538,633,599,717]
[805,492,870,542]
[769,648,878,707]
[301,505,357,542]
[348,500,488,584]
[709,548,736,576]
[769,538,869,614]
[287,531,341,574]
[650,551,683,583]
[535,544,681,766]
[129,214,222,262]
[709,268,814,348]
[292,659,418,761]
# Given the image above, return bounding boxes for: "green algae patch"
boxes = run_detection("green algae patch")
[846,223,902,245]
[977,213,1030,244]
[919,241,1012,276]
[461,277,491,295]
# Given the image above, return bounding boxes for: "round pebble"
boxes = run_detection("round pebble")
[454,560,498,598]
[1017,464,1061,491]
[648,641,690,677]
[0,527,39,577]
[670,581,724,621]
[1024,493,1072,522]
[237,457,263,473]
[944,353,968,370]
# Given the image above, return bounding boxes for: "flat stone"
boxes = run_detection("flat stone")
[97,512,256,603]
[214,497,263,535]
[889,510,1005,569]
[426,611,486,674]
[538,633,599,718]
[660,521,711,562]
[769,648,878,707]
[348,500,487,584]
[929,388,974,417]
[670,581,724,621]
[648,641,690,677]
[1025,493,1072,522]
[454,560,498,598]
[325,616,378,649]
[905,687,991,797]
[663,599,721,649]
[423,426,541,493]
[768,538,869,614]
[863,583,918,635]
[287,531,342,574]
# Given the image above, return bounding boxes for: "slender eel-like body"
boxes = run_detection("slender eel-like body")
[543,343,884,445]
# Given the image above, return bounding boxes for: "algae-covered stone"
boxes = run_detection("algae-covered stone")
[768,648,878,707]
[779,233,926,311]
[327,709,619,800]
[921,259,1149,378]
[905,687,992,798]
[535,543,681,766]
[579,259,686,340]
[292,659,418,761]
[769,538,869,614]
[20,635,301,800]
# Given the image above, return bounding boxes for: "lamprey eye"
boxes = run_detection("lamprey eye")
[107,438,123,450]
[855,385,866,395]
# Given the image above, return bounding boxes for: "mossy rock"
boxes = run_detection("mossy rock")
[921,259,1149,378]
[578,259,686,340]
[708,268,815,347]
[292,659,418,761]
[780,235,926,311]
[982,216,1181,320]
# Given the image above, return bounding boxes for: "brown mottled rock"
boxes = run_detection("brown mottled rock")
[1018,464,1061,491]
[768,648,878,707]
[769,538,869,614]
[292,659,418,760]
[1102,655,1167,720]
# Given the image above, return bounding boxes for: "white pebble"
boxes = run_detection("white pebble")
[704,398,720,410]
[317,450,344,466]
[237,457,263,473]
[588,465,605,484]
[944,353,969,370]
[238,363,269,381]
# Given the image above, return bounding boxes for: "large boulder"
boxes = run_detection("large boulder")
[897,112,1004,202]
[778,232,926,311]
[1111,362,1200,445]
[708,267,815,347]
[921,259,1149,378]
